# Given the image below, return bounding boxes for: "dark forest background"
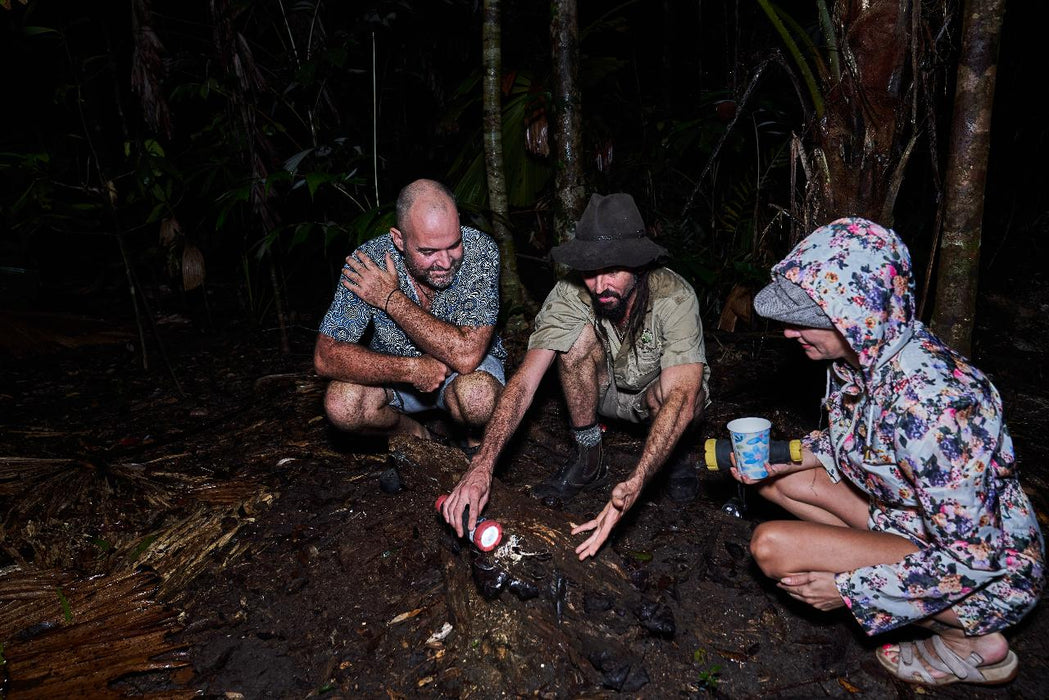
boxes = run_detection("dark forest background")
[1,0,1046,352]
[4,4,1049,695]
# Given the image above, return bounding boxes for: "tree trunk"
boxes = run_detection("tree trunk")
[550,0,585,249]
[808,0,912,225]
[929,0,1005,356]
[481,0,534,323]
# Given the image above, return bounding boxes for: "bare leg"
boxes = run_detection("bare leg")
[556,324,606,428]
[750,520,919,579]
[750,471,1011,679]
[323,380,429,439]
[533,326,608,505]
[443,370,502,445]
[755,465,870,527]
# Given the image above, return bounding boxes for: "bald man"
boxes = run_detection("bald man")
[314,179,505,451]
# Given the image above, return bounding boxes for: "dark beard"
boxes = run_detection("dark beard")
[590,288,633,323]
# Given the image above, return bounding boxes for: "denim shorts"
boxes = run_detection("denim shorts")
[388,350,506,414]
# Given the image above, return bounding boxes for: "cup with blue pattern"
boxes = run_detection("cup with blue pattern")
[727,417,771,479]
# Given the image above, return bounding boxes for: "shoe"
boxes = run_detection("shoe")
[664,447,699,503]
[457,438,480,460]
[532,441,607,507]
[875,635,1019,686]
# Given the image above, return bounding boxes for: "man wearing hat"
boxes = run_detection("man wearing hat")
[441,193,710,560]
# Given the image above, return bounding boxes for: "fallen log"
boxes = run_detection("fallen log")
[386,435,682,695]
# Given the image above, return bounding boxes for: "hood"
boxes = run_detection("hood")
[772,217,915,374]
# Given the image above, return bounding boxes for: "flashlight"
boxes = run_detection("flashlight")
[434,494,503,552]
[703,438,802,471]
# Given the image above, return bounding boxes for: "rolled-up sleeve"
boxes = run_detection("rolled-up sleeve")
[528,281,591,353]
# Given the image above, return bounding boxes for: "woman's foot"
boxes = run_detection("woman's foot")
[876,630,1016,686]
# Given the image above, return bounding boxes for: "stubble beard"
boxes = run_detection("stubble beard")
[408,256,462,292]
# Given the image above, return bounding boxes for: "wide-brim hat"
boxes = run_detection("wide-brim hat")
[550,193,668,271]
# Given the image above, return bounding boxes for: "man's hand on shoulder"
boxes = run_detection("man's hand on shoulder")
[412,355,450,392]
[441,461,494,537]
[341,251,399,309]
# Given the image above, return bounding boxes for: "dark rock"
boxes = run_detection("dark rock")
[15,620,58,641]
[550,570,568,623]
[378,467,402,494]
[586,646,650,692]
[636,599,675,638]
[471,555,509,599]
[583,592,614,615]
[506,576,540,600]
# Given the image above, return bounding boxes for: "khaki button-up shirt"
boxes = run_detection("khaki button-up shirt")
[528,268,709,397]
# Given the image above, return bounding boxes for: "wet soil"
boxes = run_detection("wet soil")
[2,271,1048,698]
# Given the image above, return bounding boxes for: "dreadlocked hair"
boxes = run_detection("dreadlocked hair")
[624,266,653,356]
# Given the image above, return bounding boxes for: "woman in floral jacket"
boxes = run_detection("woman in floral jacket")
[739,217,1044,686]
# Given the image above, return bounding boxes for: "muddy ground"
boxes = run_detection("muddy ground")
[2,266,1048,699]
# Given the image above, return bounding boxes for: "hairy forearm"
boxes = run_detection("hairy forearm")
[630,389,696,488]
[471,349,554,476]
[386,291,490,373]
[313,334,416,385]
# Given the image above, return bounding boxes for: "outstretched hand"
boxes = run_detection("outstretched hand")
[441,462,493,538]
[571,478,641,560]
[341,251,399,309]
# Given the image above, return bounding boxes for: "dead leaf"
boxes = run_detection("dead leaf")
[387,607,424,626]
[838,677,862,693]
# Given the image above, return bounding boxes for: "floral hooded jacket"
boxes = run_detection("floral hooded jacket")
[774,218,1044,636]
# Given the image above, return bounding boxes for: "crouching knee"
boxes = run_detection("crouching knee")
[324,381,373,431]
[445,371,502,427]
[749,522,791,579]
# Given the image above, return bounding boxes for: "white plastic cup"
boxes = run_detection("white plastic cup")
[727,417,771,479]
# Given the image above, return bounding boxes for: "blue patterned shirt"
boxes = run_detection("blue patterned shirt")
[318,225,505,360]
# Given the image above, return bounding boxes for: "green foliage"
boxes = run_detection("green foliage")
[55,587,73,622]
[258,137,377,258]
[756,0,830,116]
[693,648,722,691]
[448,71,553,210]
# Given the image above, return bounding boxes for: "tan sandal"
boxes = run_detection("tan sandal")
[876,635,1018,686]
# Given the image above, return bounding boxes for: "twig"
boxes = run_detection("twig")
[372,31,379,207]
[680,56,772,219]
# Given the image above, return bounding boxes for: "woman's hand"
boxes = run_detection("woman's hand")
[728,446,821,484]
[777,571,845,611]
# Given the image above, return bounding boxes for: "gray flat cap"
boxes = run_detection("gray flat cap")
[753,276,834,329]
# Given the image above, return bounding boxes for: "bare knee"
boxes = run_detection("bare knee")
[445,371,502,427]
[749,522,792,579]
[324,381,382,431]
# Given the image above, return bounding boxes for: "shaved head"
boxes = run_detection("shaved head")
[390,179,463,291]
[395,179,457,234]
